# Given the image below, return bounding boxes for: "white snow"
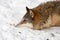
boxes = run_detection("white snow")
[0,0,60,40]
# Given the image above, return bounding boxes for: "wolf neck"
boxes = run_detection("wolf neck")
[32,9,51,29]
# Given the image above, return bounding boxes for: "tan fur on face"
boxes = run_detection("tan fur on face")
[16,23,33,28]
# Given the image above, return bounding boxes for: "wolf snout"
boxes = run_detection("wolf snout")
[15,19,26,27]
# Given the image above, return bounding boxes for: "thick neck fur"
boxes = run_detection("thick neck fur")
[31,1,60,29]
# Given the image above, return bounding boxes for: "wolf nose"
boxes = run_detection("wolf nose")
[15,19,26,27]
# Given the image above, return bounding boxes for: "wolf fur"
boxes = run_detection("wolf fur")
[16,1,60,30]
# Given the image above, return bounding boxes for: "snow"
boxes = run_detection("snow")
[0,0,60,40]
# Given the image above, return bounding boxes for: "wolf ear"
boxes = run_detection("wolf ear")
[30,10,34,18]
[26,7,34,18]
[26,6,30,11]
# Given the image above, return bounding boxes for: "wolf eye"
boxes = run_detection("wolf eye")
[25,18,28,20]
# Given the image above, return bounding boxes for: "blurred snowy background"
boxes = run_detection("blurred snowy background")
[0,0,60,40]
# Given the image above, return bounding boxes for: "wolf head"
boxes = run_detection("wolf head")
[22,7,34,24]
[16,7,34,28]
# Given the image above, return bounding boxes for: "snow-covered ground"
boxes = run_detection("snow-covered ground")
[0,0,60,40]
